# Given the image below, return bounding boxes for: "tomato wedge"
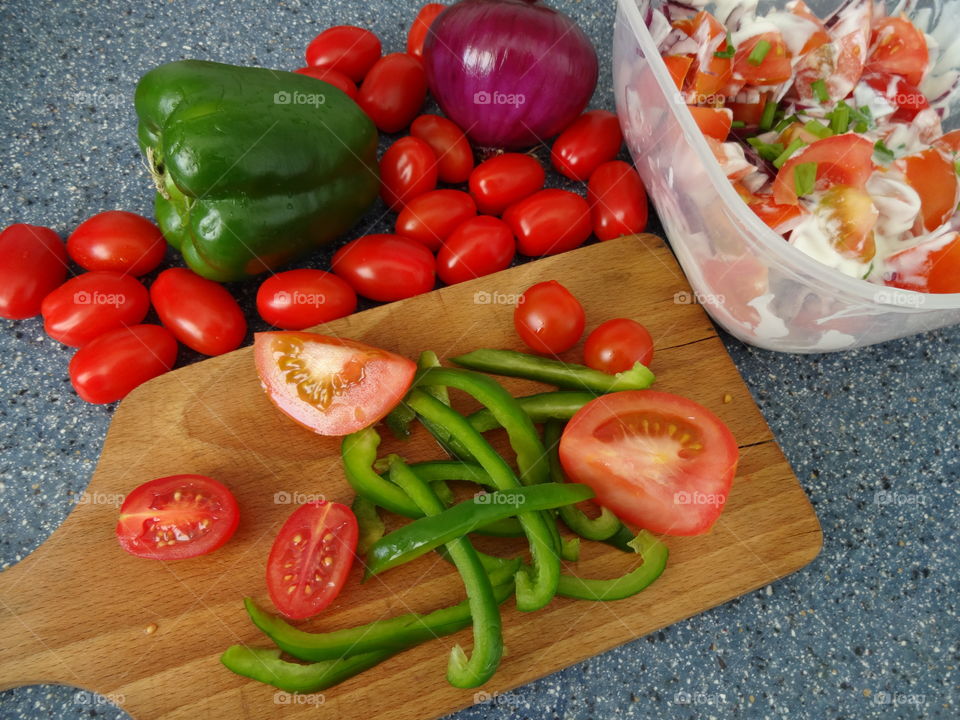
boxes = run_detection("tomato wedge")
[254,332,416,436]
[688,106,732,141]
[733,32,792,86]
[116,475,240,560]
[267,501,358,619]
[898,148,958,233]
[559,391,739,536]
[773,134,874,205]
[866,16,929,87]
[886,232,960,294]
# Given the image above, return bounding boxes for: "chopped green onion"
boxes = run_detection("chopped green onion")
[793,162,818,197]
[873,140,896,164]
[773,138,807,169]
[731,120,746,128]
[747,136,785,162]
[829,103,851,134]
[804,120,833,139]
[811,79,830,104]
[714,32,735,59]
[747,39,772,66]
[773,114,802,134]
[861,263,875,280]
[759,101,779,131]
[849,104,873,133]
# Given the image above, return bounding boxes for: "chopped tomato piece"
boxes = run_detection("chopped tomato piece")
[750,195,806,233]
[935,129,960,155]
[898,148,959,233]
[733,32,792,85]
[886,232,960,293]
[773,134,875,205]
[817,185,879,262]
[674,12,740,100]
[793,0,871,103]
[727,91,770,126]
[861,72,930,122]
[663,54,694,90]
[789,0,830,55]
[689,106,733,141]
[866,16,929,87]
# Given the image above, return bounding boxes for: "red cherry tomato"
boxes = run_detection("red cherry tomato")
[410,114,474,184]
[150,268,247,356]
[293,66,358,99]
[469,153,546,215]
[437,216,515,285]
[583,318,654,374]
[66,211,166,276]
[503,189,592,257]
[379,136,438,211]
[514,280,585,355]
[70,324,178,404]
[332,234,436,302]
[41,271,149,347]
[266,501,358,619]
[116,474,239,560]
[0,224,67,320]
[256,269,358,330]
[407,3,447,58]
[587,161,649,241]
[550,110,623,181]
[357,53,428,134]
[395,189,477,251]
[305,26,382,83]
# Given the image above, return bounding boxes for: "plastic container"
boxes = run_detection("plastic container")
[613,0,960,353]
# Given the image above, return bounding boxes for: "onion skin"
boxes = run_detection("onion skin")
[423,0,598,150]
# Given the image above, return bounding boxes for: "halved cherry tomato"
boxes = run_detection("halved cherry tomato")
[794,1,871,103]
[379,136,438,211]
[67,211,165,276]
[662,55,693,90]
[0,224,67,320]
[514,280,585,355]
[410,114,474,184]
[861,72,929,122]
[469,153,546,215]
[256,270,358,330]
[866,16,928,87]
[583,318,654,373]
[559,390,739,536]
[70,324,178,404]
[293,66,358,99]
[504,189,592,257]
[254,331,416,435]
[437,216,515,285]
[816,185,878,262]
[773,134,875,205]
[41,271,149,347]
[395,189,477,251]
[305,26,382,82]
[749,194,805,233]
[267,501,358,619]
[357,53,428,134]
[551,110,624,181]
[116,474,239,560]
[733,32,792,85]
[587,161,648,241]
[886,232,960,294]
[407,3,447,58]
[332,234,436,302]
[150,268,246,356]
[688,106,733,141]
[898,148,958,232]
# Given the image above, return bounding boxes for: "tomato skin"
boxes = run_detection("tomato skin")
[898,148,958,233]
[688,106,732,142]
[550,110,623,181]
[410,114,474,184]
[733,32,792,85]
[587,161,648,241]
[150,268,246,357]
[514,280,585,355]
[503,189,592,257]
[379,136,439,211]
[293,66,358,99]
[332,234,436,302]
[866,17,928,87]
[0,224,67,320]
[267,501,358,619]
[305,26,382,82]
[662,55,693,90]
[41,271,150,347]
[67,211,165,276]
[407,3,447,58]
[256,270,358,330]
[773,134,875,205]
[583,318,654,373]
[727,92,770,127]
[886,232,960,294]
[437,216,515,285]
[70,324,178,404]
[395,189,477,251]
[357,53,428,134]
[116,474,239,560]
[469,154,546,215]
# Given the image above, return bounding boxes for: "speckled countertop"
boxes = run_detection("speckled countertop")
[0,1,958,719]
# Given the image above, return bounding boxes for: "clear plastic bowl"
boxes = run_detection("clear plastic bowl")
[613,0,960,353]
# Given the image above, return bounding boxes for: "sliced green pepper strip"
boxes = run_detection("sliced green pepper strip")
[557,531,669,601]
[388,457,502,688]
[341,428,420,517]
[468,391,595,433]
[351,495,385,556]
[220,646,394,694]
[385,351,449,438]
[560,536,581,561]
[406,390,560,612]
[603,525,639,553]
[452,349,655,393]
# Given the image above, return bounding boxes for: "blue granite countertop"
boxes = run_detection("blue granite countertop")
[1,1,957,719]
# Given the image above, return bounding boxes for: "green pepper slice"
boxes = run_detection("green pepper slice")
[557,531,669,601]
[220,646,393,694]
[341,428,420,517]
[468,391,596,432]
[351,495,385,556]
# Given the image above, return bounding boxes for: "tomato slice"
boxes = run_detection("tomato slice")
[886,232,960,293]
[733,32,792,86]
[559,391,738,536]
[866,16,929,87]
[267,501,358,619]
[898,148,958,233]
[116,475,239,560]
[688,106,733,141]
[773,134,875,205]
[254,332,416,436]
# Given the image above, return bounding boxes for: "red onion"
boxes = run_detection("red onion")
[423,0,598,150]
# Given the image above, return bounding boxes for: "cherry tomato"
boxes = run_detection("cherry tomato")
[256,269,358,330]
[504,189,592,257]
[410,114,474,184]
[550,110,623,182]
[437,216,515,285]
[293,66,358,99]
[587,161,649,241]
[583,318,654,373]
[150,268,247,356]
[395,189,477,251]
[688,106,733,141]
[116,474,239,560]
[305,26,381,83]
[267,500,358,619]
[66,211,165,276]
[0,224,67,320]
[886,232,960,294]
[379,136,438,211]
[41,271,149,347]
[733,32,792,86]
[407,3,446,58]
[332,234,436,302]
[559,390,739,536]
[898,148,958,233]
[357,53,428,134]
[254,331,416,436]
[662,55,693,90]
[866,17,929,87]
[773,134,875,205]
[70,324,178,404]
[469,153,546,216]
[514,280,585,355]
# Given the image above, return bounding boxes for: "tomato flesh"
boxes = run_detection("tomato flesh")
[886,232,960,294]
[898,148,958,233]
[866,17,928,87]
[773,134,874,205]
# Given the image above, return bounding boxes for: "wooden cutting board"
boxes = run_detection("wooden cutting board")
[0,235,821,720]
